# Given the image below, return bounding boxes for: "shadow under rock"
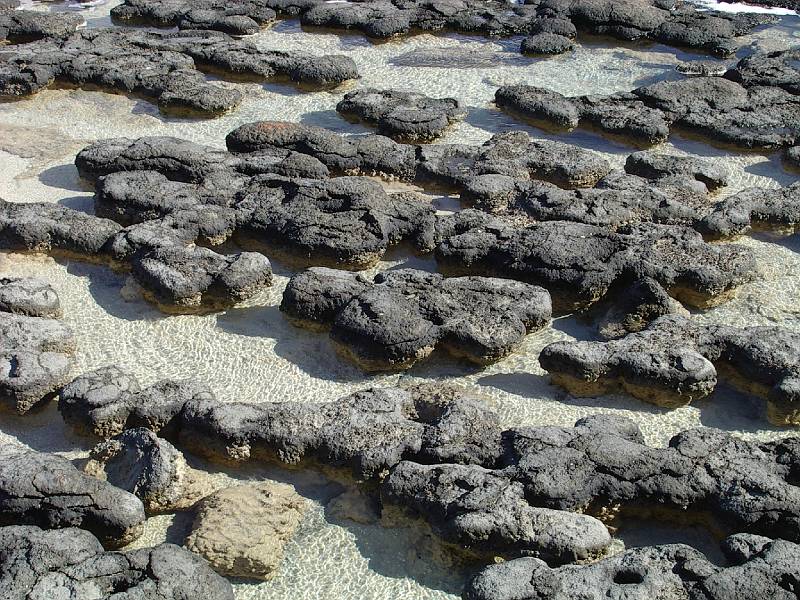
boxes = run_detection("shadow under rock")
[616,518,726,565]
[57,195,96,215]
[38,162,92,193]
[0,401,90,455]
[298,109,370,134]
[742,153,800,187]
[695,383,790,435]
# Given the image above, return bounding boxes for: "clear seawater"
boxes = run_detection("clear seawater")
[1,1,799,597]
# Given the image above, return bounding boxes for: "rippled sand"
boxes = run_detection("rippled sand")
[1,1,800,598]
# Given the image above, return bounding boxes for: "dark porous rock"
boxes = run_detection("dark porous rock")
[676,59,730,77]
[595,277,687,339]
[234,175,436,268]
[0,276,61,318]
[131,245,273,312]
[0,28,357,117]
[178,384,503,479]
[281,267,551,370]
[624,150,730,192]
[0,198,122,257]
[497,49,800,149]
[520,32,575,56]
[59,366,214,439]
[0,282,75,414]
[435,211,755,311]
[226,120,417,178]
[382,461,612,563]
[0,9,82,44]
[85,428,196,513]
[787,146,800,169]
[336,88,466,142]
[110,0,275,33]
[540,314,800,424]
[0,525,234,599]
[418,131,611,189]
[700,182,800,239]
[0,443,145,547]
[463,536,800,600]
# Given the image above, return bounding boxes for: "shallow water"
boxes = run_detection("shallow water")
[1,1,800,598]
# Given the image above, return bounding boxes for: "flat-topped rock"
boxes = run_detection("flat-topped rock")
[0,443,145,547]
[0,9,82,44]
[0,277,61,318]
[540,314,800,424]
[0,525,234,600]
[111,0,277,34]
[624,150,730,192]
[336,88,466,142]
[701,182,800,238]
[281,267,552,370]
[521,32,575,56]
[464,535,800,600]
[185,482,307,580]
[435,210,755,311]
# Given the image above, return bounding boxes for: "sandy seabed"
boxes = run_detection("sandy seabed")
[1,1,800,598]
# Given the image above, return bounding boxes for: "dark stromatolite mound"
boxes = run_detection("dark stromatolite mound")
[0,9,82,44]
[0,278,75,414]
[624,150,730,192]
[0,525,234,599]
[520,32,575,56]
[111,0,277,34]
[700,182,800,238]
[496,48,800,148]
[788,146,800,169]
[336,88,466,142]
[0,443,145,547]
[0,277,61,318]
[595,276,686,339]
[0,28,357,117]
[281,267,552,370]
[59,366,214,439]
[540,314,800,424]
[463,534,800,600]
[435,210,755,311]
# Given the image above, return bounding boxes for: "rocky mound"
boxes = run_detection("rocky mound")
[0,443,145,547]
[0,28,357,117]
[464,534,800,600]
[495,48,800,148]
[0,524,234,599]
[336,88,466,141]
[0,277,75,414]
[434,210,755,311]
[540,314,800,425]
[0,9,81,44]
[281,267,552,370]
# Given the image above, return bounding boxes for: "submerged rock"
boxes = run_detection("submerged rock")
[0,278,75,414]
[464,535,800,600]
[435,210,755,311]
[336,88,466,142]
[185,482,307,580]
[0,525,234,599]
[0,443,145,547]
[495,49,800,149]
[540,314,800,424]
[676,59,730,77]
[281,267,552,370]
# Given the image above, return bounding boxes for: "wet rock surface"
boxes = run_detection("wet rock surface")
[0,443,145,547]
[0,524,234,599]
[336,88,466,141]
[434,210,755,311]
[540,314,800,424]
[0,28,357,117]
[0,277,75,414]
[109,0,773,56]
[521,32,576,56]
[464,534,800,600]
[495,48,800,149]
[185,482,307,580]
[281,267,552,370]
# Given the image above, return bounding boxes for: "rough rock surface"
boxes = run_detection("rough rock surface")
[676,59,730,77]
[85,428,205,513]
[520,32,575,56]
[0,278,75,414]
[434,210,755,311]
[0,28,357,116]
[495,48,800,148]
[185,482,307,580]
[540,314,800,424]
[59,366,214,439]
[281,267,552,370]
[336,88,466,141]
[108,0,774,56]
[0,443,145,547]
[464,534,800,600]
[0,525,234,599]
[0,9,81,44]
[788,146,800,169]
[700,181,800,239]
[0,277,62,318]
[595,277,688,339]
